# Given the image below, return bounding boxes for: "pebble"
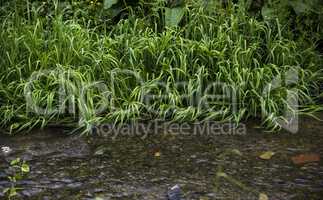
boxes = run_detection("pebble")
[21,188,42,197]
[1,146,12,155]
[67,182,83,188]
[0,172,7,179]
[94,188,105,193]
[167,185,182,200]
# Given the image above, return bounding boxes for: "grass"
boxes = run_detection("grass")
[0,0,322,134]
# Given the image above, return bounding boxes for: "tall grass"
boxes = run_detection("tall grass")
[0,0,322,134]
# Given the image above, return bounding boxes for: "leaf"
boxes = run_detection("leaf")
[21,163,30,173]
[10,158,21,166]
[154,151,161,157]
[9,187,17,197]
[231,149,242,156]
[216,172,228,178]
[259,193,268,200]
[3,188,9,194]
[259,151,275,160]
[165,7,185,27]
[94,149,105,156]
[15,174,22,181]
[104,0,118,9]
[291,153,320,165]
[94,146,110,156]
[10,123,20,131]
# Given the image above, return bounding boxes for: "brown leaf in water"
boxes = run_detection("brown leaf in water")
[291,153,320,165]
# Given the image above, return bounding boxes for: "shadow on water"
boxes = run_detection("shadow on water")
[1,114,323,200]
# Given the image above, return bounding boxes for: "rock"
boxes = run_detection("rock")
[60,178,73,183]
[206,193,217,198]
[167,185,182,200]
[0,180,10,186]
[19,180,37,186]
[21,188,43,197]
[48,183,64,189]
[67,182,82,189]
[0,172,7,180]
[94,188,105,193]
[1,146,12,155]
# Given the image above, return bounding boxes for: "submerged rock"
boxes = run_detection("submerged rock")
[0,172,7,180]
[167,185,182,200]
[1,146,12,155]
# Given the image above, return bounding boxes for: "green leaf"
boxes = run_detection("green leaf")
[231,149,242,156]
[104,0,118,9]
[259,151,275,160]
[165,7,185,27]
[10,158,20,166]
[9,187,17,197]
[21,163,30,173]
[3,188,9,194]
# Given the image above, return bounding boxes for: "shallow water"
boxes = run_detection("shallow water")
[1,116,323,200]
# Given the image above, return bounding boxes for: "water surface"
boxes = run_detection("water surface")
[0,116,323,200]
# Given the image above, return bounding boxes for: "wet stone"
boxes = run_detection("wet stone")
[84,191,94,197]
[67,182,83,188]
[94,188,105,193]
[167,185,182,200]
[48,183,65,189]
[196,159,209,164]
[151,177,167,183]
[206,193,217,198]
[0,180,10,187]
[112,192,131,198]
[60,178,74,183]
[39,179,51,184]
[21,188,43,197]
[0,172,7,179]
[294,178,310,184]
[20,179,35,184]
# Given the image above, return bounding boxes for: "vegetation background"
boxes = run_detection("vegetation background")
[0,0,322,134]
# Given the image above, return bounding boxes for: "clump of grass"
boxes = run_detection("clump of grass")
[0,0,322,134]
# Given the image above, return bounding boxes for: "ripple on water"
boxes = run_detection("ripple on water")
[0,117,323,199]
